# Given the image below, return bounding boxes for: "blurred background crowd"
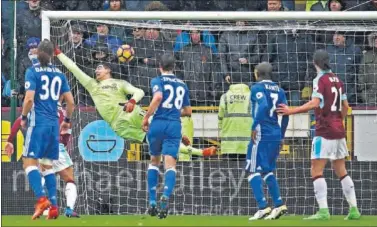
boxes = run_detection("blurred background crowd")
[1,0,377,107]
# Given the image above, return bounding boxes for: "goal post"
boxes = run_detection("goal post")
[41,11,377,216]
[41,11,377,40]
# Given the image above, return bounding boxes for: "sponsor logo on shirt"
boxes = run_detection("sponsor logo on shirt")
[101,83,118,91]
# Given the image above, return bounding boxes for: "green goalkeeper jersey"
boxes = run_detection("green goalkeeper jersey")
[57,53,146,143]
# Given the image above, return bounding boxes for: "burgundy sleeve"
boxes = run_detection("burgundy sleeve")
[60,134,71,147]
[7,117,22,143]
[58,109,64,125]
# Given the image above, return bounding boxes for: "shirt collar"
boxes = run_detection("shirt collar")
[317,69,332,77]
[161,73,174,76]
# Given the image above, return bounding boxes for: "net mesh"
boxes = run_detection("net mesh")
[50,18,377,216]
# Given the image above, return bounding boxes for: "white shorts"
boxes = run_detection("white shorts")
[311,136,349,160]
[52,143,73,173]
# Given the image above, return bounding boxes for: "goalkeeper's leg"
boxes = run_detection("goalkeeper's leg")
[179,142,217,157]
[333,159,360,220]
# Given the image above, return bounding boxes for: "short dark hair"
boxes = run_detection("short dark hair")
[313,49,331,70]
[97,62,112,72]
[37,39,54,67]
[255,62,273,80]
[159,54,175,71]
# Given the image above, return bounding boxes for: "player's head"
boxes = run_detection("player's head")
[255,62,273,81]
[37,39,54,67]
[159,54,175,74]
[95,63,112,81]
[313,49,331,71]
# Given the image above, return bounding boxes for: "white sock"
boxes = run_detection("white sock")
[313,177,328,209]
[65,182,77,210]
[341,175,357,207]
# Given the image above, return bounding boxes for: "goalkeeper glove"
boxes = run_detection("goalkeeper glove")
[124,99,136,113]
[54,46,62,56]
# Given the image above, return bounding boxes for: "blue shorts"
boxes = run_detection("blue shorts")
[245,140,280,173]
[22,125,60,160]
[147,119,181,159]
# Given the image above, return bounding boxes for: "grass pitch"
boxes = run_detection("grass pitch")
[2,215,377,226]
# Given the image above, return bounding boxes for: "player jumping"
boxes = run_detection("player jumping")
[5,103,79,218]
[142,54,191,219]
[55,47,216,159]
[277,50,361,220]
[20,39,75,220]
[246,62,289,221]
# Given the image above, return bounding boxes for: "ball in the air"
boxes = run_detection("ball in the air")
[117,44,134,63]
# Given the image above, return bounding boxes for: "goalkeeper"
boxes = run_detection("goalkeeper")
[55,48,216,159]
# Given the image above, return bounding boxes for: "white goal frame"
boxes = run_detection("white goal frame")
[41,11,377,40]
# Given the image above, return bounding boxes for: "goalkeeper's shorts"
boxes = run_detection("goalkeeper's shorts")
[110,105,146,143]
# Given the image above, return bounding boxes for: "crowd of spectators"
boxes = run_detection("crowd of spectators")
[1,0,377,107]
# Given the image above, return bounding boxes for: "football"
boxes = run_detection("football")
[116,44,135,63]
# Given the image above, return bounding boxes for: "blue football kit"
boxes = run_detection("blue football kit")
[245,80,289,210]
[246,80,289,173]
[147,74,190,159]
[23,63,70,160]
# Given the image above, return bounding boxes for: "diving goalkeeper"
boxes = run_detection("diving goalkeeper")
[55,48,216,159]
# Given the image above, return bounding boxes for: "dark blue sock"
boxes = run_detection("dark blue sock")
[26,166,45,199]
[162,168,176,199]
[264,173,283,207]
[43,169,57,206]
[249,173,267,209]
[147,165,159,205]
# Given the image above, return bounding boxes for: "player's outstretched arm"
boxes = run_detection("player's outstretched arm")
[277,98,320,115]
[121,81,145,112]
[122,81,145,103]
[55,47,94,89]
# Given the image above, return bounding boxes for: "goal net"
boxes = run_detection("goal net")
[46,12,377,216]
